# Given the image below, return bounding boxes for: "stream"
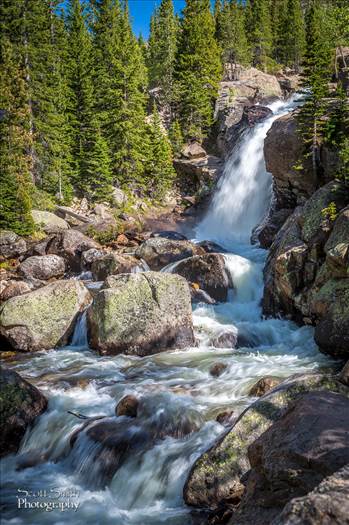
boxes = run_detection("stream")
[0,95,334,525]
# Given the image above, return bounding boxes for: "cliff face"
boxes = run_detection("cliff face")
[261,107,349,359]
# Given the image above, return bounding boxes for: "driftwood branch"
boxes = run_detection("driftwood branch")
[56,206,92,224]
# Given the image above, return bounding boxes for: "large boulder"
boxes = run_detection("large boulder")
[0,367,47,457]
[229,391,349,525]
[0,230,27,260]
[31,209,69,233]
[19,255,65,281]
[264,112,315,209]
[47,230,100,272]
[135,237,204,271]
[91,252,140,281]
[273,465,349,525]
[173,253,233,302]
[263,182,349,357]
[181,141,207,160]
[183,373,348,510]
[87,272,194,356]
[0,280,91,351]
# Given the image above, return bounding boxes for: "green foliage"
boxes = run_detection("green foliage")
[146,106,176,198]
[216,0,251,67]
[321,201,337,221]
[169,119,184,157]
[275,0,306,71]
[175,0,222,140]
[148,0,178,109]
[246,0,273,71]
[0,37,34,236]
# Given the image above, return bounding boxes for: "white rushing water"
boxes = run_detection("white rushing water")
[0,94,334,525]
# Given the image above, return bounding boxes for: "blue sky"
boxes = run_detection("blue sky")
[129,0,186,38]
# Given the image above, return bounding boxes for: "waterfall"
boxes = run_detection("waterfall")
[196,96,303,247]
[70,310,88,348]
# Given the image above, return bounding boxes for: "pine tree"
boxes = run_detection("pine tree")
[67,0,112,201]
[93,0,149,189]
[216,0,251,67]
[246,0,273,71]
[146,106,176,198]
[169,119,184,157]
[147,0,178,111]
[175,0,222,140]
[277,0,305,70]
[0,37,34,235]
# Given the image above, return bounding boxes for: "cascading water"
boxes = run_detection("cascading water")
[0,94,334,525]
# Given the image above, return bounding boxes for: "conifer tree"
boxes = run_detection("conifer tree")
[93,0,149,189]
[277,0,305,70]
[0,37,34,235]
[246,0,273,70]
[146,106,176,198]
[147,0,178,111]
[169,120,184,157]
[175,0,222,140]
[216,0,251,67]
[67,0,112,201]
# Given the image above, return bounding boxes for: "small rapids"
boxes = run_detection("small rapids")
[0,94,334,525]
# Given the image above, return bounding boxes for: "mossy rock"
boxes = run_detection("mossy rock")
[183,373,348,509]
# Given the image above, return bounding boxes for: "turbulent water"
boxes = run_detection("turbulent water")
[0,95,334,525]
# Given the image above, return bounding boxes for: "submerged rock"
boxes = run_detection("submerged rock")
[173,253,233,302]
[135,237,204,271]
[0,366,47,457]
[0,280,91,351]
[19,255,65,281]
[209,362,228,377]
[87,272,194,356]
[183,373,349,510]
[248,376,281,397]
[230,391,349,525]
[115,395,139,418]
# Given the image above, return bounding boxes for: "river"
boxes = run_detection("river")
[0,95,334,525]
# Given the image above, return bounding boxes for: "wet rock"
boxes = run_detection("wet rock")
[80,248,105,271]
[339,360,349,386]
[115,395,139,418]
[0,280,32,301]
[19,255,65,281]
[0,280,91,352]
[31,209,69,233]
[0,230,27,260]
[211,330,238,348]
[173,253,233,302]
[256,208,293,249]
[91,252,140,281]
[151,231,188,241]
[248,376,281,397]
[197,240,227,253]
[273,465,349,525]
[183,373,349,510]
[135,237,204,271]
[0,366,47,457]
[190,285,217,305]
[87,272,194,356]
[216,410,235,426]
[242,105,272,127]
[209,362,228,377]
[47,230,100,272]
[230,391,349,525]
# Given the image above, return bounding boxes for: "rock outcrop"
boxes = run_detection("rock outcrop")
[0,280,91,351]
[263,181,349,358]
[173,253,233,302]
[0,367,47,457]
[135,237,204,271]
[229,391,349,525]
[87,272,195,356]
[273,465,349,525]
[183,373,348,510]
